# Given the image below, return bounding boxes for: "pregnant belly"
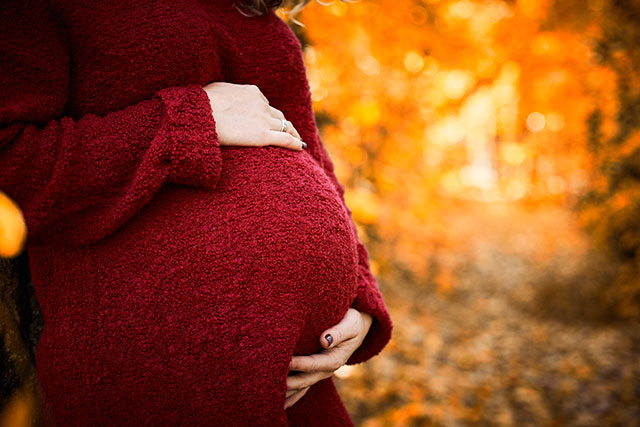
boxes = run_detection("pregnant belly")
[33,145,359,425]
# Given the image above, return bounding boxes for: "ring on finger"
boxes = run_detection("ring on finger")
[279,118,289,133]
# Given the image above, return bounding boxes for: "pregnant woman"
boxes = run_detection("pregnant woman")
[0,0,393,425]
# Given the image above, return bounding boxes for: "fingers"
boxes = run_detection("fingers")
[268,116,302,140]
[320,308,361,349]
[284,386,310,410]
[286,388,298,398]
[205,82,308,151]
[286,370,333,391]
[263,129,306,151]
[289,350,346,373]
[269,106,302,139]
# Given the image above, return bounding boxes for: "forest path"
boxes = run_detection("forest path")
[337,202,640,427]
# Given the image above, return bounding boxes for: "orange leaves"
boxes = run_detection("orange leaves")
[287,0,634,291]
[286,2,640,425]
[0,383,37,427]
[349,100,382,128]
[434,267,455,295]
[344,186,382,225]
[0,191,26,258]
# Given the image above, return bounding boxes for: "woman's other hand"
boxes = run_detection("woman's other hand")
[285,308,373,410]
[202,82,306,151]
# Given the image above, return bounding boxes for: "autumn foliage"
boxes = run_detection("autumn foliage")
[1,0,640,425]
[277,0,640,424]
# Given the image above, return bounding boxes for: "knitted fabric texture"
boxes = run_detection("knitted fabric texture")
[0,0,393,425]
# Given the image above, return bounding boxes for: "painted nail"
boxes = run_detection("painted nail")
[325,334,333,346]
[301,141,307,149]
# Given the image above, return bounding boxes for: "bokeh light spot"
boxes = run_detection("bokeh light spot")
[444,70,472,100]
[404,51,425,73]
[526,112,546,132]
[331,1,348,16]
[501,143,526,166]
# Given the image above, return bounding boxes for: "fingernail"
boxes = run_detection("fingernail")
[301,141,307,149]
[325,334,333,347]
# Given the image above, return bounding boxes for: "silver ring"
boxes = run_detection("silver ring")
[279,118,289,133]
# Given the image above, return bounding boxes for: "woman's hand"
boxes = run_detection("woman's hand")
[202,82,306,151]
[284,308,373,410]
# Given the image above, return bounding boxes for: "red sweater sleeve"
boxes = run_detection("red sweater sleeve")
[312,131,393,365]
[0,2,222,248]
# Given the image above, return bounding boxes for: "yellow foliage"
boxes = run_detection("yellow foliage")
[0,191,26,258]
[344,187,382,225]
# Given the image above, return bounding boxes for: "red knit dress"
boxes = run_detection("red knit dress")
[0,0,393,425]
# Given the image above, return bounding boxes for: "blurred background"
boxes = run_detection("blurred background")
[282,0,640,425]
[2,0,640,425]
